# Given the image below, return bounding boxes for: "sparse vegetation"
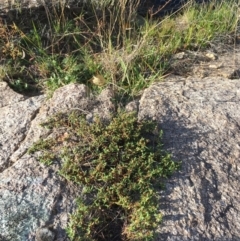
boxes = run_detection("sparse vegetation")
[0,0,238,96]
[28,110,180,240]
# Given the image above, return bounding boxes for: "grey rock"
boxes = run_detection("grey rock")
[0,83,115,241]
[35,227,54,241]
[138,76,240,240]
[0,81,25,107]
[0,81,45,171]
[125,100,139,113]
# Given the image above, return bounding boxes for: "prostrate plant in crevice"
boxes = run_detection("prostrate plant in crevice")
[28,110,180,241]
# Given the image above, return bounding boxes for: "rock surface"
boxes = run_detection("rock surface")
[0,83,115,241]
[1,45,240,240]
[0,82,44,171]
[138,76,240,241]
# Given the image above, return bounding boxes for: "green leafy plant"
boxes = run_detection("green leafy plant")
[29,110,180,240]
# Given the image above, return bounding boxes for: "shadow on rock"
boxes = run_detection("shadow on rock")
[138,77,240,240]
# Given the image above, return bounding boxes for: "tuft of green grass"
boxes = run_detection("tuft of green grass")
[28,110,180,240]
[0,0,238,97]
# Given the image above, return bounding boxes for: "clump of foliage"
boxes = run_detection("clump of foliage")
[28,110,180,240]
